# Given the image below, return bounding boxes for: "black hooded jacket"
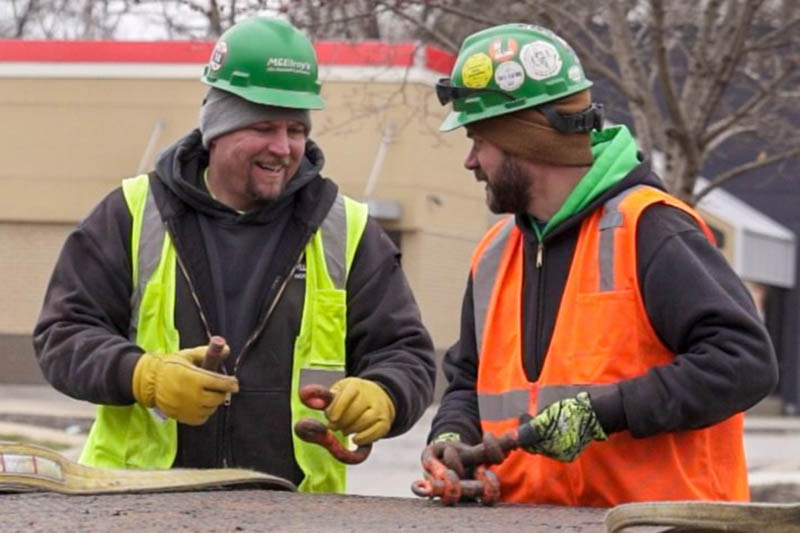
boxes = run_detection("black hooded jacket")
[429,159,778,445]
[34,130,435,484]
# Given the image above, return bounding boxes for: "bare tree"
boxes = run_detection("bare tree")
[1,0,131,38]
[125,0,274,39]
[4,0,796,202]
[279,0,800,204]
[281,0,385,39]
[4,0,40,37]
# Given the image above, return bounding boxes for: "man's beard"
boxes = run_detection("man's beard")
[245,155,293,204]
[476,155,531,214]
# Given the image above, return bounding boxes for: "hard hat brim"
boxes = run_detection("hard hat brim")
[202,79,325,110]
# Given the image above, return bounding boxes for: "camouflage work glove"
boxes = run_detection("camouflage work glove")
[521,392,607,462]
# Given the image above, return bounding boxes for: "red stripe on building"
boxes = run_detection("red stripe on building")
[314,41,416,67]
[424,45,456,75]
[0,40,215,63]
[0,40,454,71]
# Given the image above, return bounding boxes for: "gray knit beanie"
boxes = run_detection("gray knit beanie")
[199,87,312,148]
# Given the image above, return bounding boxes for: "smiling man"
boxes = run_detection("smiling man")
[200,89,312,209]
[33,17,435,493]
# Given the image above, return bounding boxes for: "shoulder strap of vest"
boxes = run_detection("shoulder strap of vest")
[597,184,714,292]
[121,173,168,341]
[471,216,516,357]
[318,194,369,289]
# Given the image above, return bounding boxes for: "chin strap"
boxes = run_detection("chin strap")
[537,102,604,134]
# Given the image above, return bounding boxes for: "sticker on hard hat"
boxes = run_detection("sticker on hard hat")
[266,57,313,76]
[209,41,228,72]
[520,41,563,81]
[461,53,493,89]
[568,64,584,82]
[494,61,525,91]
[488,37,519,62]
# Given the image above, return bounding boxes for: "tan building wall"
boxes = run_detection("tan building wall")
[0,64,760,388]
[0,70,484,383]
[0,222,72,334]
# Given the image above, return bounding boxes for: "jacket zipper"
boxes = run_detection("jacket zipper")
[174,251,230,466]
[175,251,214,343]
[175,225,308,467]
[231,251,303,377]
[534,240,545,380]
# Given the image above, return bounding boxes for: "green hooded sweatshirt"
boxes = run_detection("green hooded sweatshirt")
[531,124,640,240]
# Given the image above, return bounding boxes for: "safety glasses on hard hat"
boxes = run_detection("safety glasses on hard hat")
[435,78,516,106]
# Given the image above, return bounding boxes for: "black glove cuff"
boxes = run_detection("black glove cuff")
[590,387,627,434]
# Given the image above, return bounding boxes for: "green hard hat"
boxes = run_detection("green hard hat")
[437,23,594,131]
[202,17,324,109]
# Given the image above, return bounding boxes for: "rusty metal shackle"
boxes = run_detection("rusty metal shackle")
[293,384,372,465]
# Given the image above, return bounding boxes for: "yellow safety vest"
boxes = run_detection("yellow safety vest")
[79,174,368,493]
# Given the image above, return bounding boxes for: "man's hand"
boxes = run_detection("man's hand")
[521,392,607,462]
[132,346,240,426]
[325,377,395,445]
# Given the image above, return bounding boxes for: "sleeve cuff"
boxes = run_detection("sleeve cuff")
[589,385,627,435]
[118,350,145,404]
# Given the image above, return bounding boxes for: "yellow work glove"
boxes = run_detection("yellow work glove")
[132,346,240,426]
[325,377,396,445]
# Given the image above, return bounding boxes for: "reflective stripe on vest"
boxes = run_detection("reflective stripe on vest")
[128,181,167,339]
[472,216,514,358]
[79,174,179,469]
[291,193,368,493]
[80,174,369,495]
[471,185,746,505]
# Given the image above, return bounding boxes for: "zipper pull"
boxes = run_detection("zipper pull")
[536,243,544,268]
[224,393,231,406]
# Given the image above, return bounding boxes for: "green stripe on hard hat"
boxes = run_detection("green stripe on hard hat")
[202,17,324,110]
[439,23,593,131]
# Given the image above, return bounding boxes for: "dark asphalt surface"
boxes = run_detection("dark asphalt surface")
[1,489,610,532]
[2,386,799,532]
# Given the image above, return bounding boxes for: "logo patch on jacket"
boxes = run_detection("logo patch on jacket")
[293,262,306,280]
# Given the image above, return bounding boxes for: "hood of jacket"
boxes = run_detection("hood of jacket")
[521,124,667,241]
[154,128,326,224]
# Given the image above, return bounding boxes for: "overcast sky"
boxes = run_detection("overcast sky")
[1,1,281,40]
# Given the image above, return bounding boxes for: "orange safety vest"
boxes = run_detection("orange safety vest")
[471,185,749,506]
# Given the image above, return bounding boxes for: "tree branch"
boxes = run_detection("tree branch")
[692,145,800,205]
[605,0,666,154]
[12,0,39,38]
[745,15,800,52]
[284,1,388,40]
[535,2,633,100]
[695,0,763,135]
[703,66,796,148]
[652,0,693,156]
[406,0,505,29]
[374,0,459,51]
